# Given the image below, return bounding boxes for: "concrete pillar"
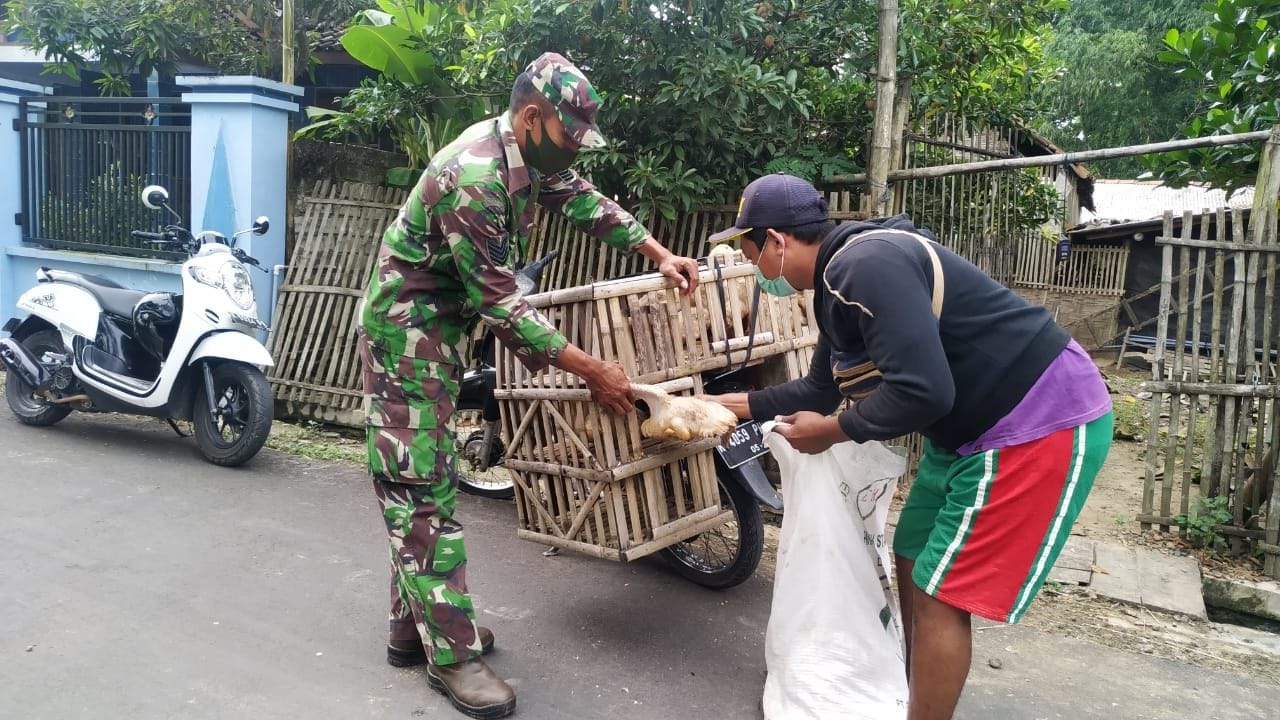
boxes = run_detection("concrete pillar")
[177,75,301,326]
[0,79,51,325]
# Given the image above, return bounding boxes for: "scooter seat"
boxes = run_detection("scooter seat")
[42,268,149,319]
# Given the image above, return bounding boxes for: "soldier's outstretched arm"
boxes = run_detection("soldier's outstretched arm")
[537,170,700,296]
[551,344,635,415]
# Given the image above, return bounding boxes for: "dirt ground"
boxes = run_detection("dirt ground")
[1078,432,1148,537]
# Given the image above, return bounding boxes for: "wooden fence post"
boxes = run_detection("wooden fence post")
[1253,125,1280,577]
[1143,212,1174,531]
[887,74,913,215]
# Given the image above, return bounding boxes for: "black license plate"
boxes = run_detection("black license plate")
[716,421,769,469]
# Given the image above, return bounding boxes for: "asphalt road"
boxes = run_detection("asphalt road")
[2,409,1278,720]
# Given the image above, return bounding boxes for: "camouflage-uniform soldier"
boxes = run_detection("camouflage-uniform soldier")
[358,52,700,719]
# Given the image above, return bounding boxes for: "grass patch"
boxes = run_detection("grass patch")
[1113,393,1146,441]
[266,420,366,465]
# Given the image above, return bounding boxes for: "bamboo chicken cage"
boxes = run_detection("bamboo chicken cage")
[494,252,818,560]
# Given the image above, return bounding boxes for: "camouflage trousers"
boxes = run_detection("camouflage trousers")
[372,476,483,667]
[359,333,481,667]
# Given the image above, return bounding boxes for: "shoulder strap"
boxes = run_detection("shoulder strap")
[824,228,945,319]
[913,235,945,319]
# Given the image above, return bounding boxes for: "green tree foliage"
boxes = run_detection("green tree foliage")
[2,0,365,94]
[905,146,1062,238]
[510,0,851,222]
[1146,0,1280,193]
[901,0,1068,124]
[296,0,518,182]
[1036,0,1208,177]
[316,0,866,218]
[301,0,859,218]
[4,0,209,95]
[40,161,156,247]
[511,0,1065,220]
[301,0,1063,222]
[209,0,370,80]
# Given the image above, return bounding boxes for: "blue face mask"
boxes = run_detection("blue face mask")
[755,237,797,297]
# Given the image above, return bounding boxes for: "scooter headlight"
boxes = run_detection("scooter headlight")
[188,261,254,311]
[221,261,255,310]
[188,265,222,288]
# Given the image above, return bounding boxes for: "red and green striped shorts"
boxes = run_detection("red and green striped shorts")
[892,412,1113,623]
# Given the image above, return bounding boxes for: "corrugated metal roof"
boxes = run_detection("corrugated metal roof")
[1082,180,1254,223]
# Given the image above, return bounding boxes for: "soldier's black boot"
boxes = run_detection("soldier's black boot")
[427,658,516,719]
[388,626,495,667]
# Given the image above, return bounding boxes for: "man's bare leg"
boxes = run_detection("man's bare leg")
[894,554,916,678]
[905,586,972,720]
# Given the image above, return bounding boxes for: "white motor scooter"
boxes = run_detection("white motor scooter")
[0,185,276,466]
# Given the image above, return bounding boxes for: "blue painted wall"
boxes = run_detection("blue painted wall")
[181,76,300,326]
[1,79,51,324]
[6,247,183,308]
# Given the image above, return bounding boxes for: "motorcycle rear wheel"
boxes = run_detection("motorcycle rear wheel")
[458,428,516,499]
[4,329,72,427]
[660,473,764,589]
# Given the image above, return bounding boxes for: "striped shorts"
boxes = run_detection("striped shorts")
[892,412,1113,623]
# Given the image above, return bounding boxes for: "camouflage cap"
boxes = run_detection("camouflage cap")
[523,51,606,149]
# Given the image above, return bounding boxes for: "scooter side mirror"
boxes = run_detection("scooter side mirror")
[142,185,169,211]
[252,216,270,235]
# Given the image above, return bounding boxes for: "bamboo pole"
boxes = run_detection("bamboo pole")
[1143,211,1174,531]
[1221,210,1248,514]
[1161,212,1190,527]
[618,509,739,561]
[1200,212,1225,500]
[825,130,1273,186]
[888,74,914,215]
[1183,215,1209,521]
[1250,127,1280,577]
[1135,516,1267,539]
[1236,206,1261,531]
[864,0,899,216]
[282,0,295,83]
[1155,237,1280,252]
[1260,231,1279,537]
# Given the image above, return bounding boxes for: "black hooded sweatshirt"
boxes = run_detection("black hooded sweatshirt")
[747,215,1069,452]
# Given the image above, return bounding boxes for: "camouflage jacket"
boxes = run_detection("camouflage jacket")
[360,114,648,369]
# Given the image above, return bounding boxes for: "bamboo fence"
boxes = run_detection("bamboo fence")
[267,181,407,425]
[1013,240,1128,296]
[896,116,1072,286]
[1140,126,1280,578]
[1140,196,1280,577]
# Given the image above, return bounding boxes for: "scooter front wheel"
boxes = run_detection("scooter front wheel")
[5,329,72,427]
[193,361,273,467]
[660,472,764,589]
